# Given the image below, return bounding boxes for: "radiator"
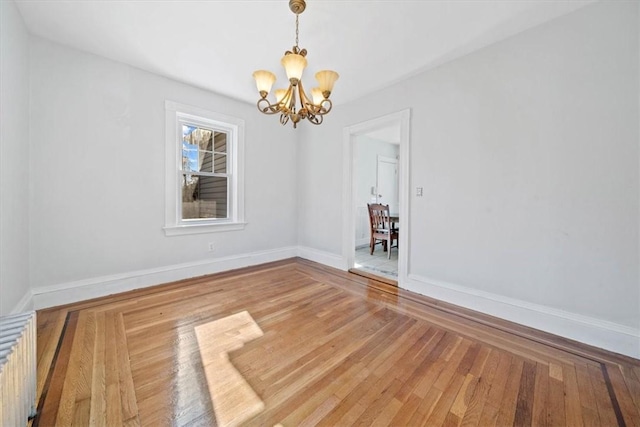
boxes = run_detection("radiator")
[0,311,37,426]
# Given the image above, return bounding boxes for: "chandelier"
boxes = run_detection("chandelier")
[252,0,339,128]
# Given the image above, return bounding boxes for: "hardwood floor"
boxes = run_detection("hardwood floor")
[33,258,640,426]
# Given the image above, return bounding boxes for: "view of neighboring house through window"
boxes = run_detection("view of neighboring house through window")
[181,125,229,220]
[164,101,245,235]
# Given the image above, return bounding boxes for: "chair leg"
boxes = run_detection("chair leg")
[387,236,391,259]
[370,237,375,255]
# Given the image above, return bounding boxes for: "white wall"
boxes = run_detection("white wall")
[28,38,298,300]
[0,0,31,315]
[298,2,639,356]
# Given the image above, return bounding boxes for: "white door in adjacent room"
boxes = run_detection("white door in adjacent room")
[376,155,398,213]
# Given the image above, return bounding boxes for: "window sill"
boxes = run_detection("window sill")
[163,222,247,236]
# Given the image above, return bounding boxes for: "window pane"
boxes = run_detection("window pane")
[200,151,214,173]
[182,175,228,219]
[183,125,212,149]
[183,124,216,172]
[182,148,216,173]
[214,132,227,153]
[214,153,227,173]
[182,146,198,172]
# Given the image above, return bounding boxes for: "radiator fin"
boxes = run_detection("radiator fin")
[0,311,37,426]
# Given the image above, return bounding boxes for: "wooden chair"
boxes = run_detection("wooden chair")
[367,203,399,259]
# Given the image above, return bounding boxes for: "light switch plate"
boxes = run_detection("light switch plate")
[416,187,423,197]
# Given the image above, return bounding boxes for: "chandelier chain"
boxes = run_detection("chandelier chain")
[295,14,299,48]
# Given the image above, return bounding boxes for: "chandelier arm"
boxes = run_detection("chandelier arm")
[303,99,332,116]
[297,81,320,115]
[306,113,323,125]
[298,80,323,115]
[303,102,319,115]
[297,80,312,105]
[290,84,298,113]
[319,98,333,115]
[304,100,323,115]
[257,98,283,115]
[280,85,294,112]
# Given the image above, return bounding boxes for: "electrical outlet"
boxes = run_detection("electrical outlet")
[416,187,423,197]
[208,243,215,252]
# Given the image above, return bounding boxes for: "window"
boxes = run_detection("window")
[164,101,245,235]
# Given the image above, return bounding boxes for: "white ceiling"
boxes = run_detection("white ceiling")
[15,0,593,106]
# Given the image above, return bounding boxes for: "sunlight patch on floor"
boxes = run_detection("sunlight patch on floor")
[195,311,264,427]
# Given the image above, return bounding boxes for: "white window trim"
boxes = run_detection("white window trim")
[164,100,246,236]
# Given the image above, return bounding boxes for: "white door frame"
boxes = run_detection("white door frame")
[342,109,411,284]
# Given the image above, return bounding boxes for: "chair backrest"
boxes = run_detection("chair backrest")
[367,203,391,232]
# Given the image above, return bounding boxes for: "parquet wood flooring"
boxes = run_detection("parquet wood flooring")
[33,258,640,426]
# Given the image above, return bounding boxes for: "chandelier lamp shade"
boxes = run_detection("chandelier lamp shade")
[253,0,339,128]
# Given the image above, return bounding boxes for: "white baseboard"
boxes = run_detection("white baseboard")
[10,289,34,314]
[32,246,298,310]
[406,273,640,359]
[26,244,639,359]
[355,238,370,248]
[31,245,344,310]
[296,246,346,271]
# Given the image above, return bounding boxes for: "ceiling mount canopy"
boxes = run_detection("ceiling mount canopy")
[288,0,306,15]
[252,0,339,129]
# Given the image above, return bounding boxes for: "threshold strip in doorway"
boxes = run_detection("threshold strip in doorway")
[349,268,398,286]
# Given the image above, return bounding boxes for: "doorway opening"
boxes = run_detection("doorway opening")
[342,110,410,285]
[354,139,399,280]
